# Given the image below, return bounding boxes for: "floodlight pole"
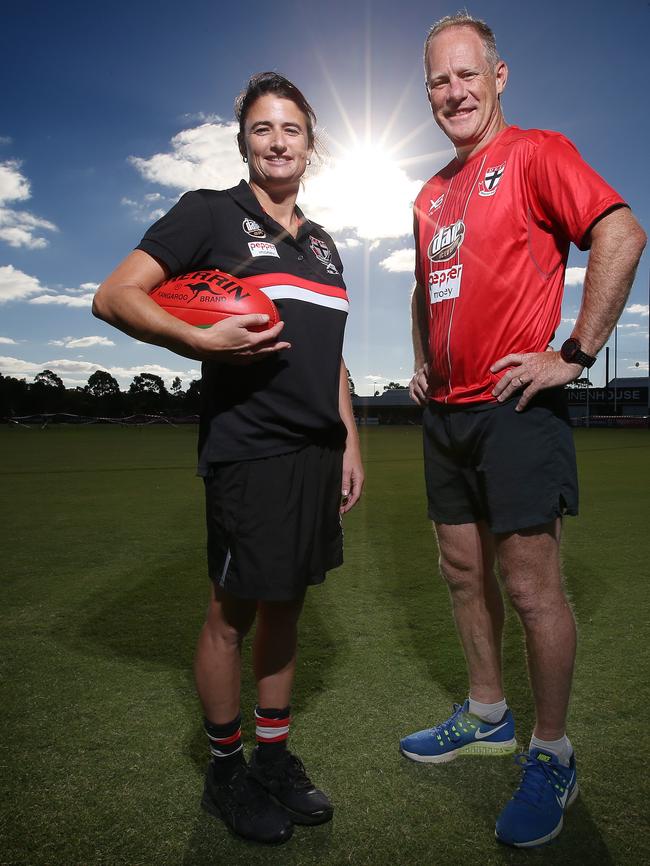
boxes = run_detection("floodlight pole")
[614,325,618,415]
[586,366,590,428]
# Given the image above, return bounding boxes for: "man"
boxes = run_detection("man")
[400,12,646,849]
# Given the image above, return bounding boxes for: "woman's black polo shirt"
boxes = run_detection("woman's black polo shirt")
[136,180,349,471]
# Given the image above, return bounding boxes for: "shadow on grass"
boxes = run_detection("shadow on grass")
[372,482,533,711]
[180,809,336,866]
[65,561,341,774]
[176,758,615,866]
[397,757,615,866]
[377,485,600,741]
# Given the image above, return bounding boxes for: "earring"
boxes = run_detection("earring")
[307,159,311,166]
[242,156,248,163]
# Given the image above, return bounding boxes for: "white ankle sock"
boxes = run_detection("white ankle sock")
[468,696,508,724]
[529,733,573,767]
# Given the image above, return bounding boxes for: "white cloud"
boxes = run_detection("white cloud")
[617,323,640,330]
[561,317,577,325]
[0,355,200,388]
[121,195,169,224]
[627,361,648,372]
[380,248,416,273]
[334,238,362,249]
[129,124,425,241]
[564,267,586,286]
[49,336,115,349]
[181,112,222,124]
[129,122,243,191]
[0,160,30,204]
[0,266,98,307]
[0,136,12,146]
[625,303,649,317]
[0,227,48,249]
[0,160,57,249]
[29,292,95,308]
[0,265,44,303]
[0,336,17,344]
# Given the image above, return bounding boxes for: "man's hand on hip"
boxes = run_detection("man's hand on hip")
[410,364,430,406]
[491,351,583,411]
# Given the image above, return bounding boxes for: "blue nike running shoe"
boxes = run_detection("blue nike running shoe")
[400,700,517,764]
[495,748,579,848]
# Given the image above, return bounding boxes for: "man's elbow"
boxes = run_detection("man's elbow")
[630,221,648,259]
[617,211,647,262]
[91,286,111,323]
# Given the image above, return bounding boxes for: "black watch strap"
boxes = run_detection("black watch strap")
[560,337,596,369]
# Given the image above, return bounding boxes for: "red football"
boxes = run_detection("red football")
[150,269,280,331]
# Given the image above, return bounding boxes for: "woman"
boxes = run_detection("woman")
[93,72,363,845]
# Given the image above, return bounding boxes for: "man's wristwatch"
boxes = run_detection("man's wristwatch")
[560,337,597,369]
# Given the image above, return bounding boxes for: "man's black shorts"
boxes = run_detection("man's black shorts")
[423,388,578,534]
[204,444,344,601]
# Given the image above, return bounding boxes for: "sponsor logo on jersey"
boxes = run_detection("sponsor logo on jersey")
[429,264,463,304]
[478,161,506,197]
[428,193,445,213]
[427,220,465,262]
[248,241,279,258]
[309,235,339,274]
[242,218,266,238]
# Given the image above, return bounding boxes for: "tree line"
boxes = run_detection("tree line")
[0,368,408,420]
[0,369,202,419]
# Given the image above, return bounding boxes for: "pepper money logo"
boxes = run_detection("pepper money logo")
[427,219,465,262]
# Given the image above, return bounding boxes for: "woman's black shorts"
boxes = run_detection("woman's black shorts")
[204,443,344,601]
[423,388,578,534]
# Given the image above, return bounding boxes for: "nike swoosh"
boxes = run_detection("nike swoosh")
[556,789,569,808]
[555,773,575,808]
[475,722,508,740]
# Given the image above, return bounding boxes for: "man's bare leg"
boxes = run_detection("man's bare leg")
[400,521,514,762]
[496,519,577,741]
[435,521,504,702]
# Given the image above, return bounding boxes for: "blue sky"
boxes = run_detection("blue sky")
[1,0,648,394]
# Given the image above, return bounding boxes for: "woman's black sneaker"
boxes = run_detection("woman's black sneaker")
[201,759,293,844]
[249,748,333,825]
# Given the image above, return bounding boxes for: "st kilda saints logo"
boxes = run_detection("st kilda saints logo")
[309,235,339,274]
[242,218,266,239]
[427,220,465,262]
[478,162,506,197]
[185,270,250,302]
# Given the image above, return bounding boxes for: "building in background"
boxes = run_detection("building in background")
[353,378,649,428]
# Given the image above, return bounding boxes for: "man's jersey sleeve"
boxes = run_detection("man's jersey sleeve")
[136,191,213,273]
[527,134,627,251]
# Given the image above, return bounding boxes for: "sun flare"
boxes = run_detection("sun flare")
[303,142,423,240]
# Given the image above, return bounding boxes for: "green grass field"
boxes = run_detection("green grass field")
[1,425,648,866]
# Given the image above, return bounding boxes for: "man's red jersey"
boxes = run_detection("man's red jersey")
[414,126,626,404]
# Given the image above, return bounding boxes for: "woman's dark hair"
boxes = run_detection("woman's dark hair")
[234,72,317,156]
